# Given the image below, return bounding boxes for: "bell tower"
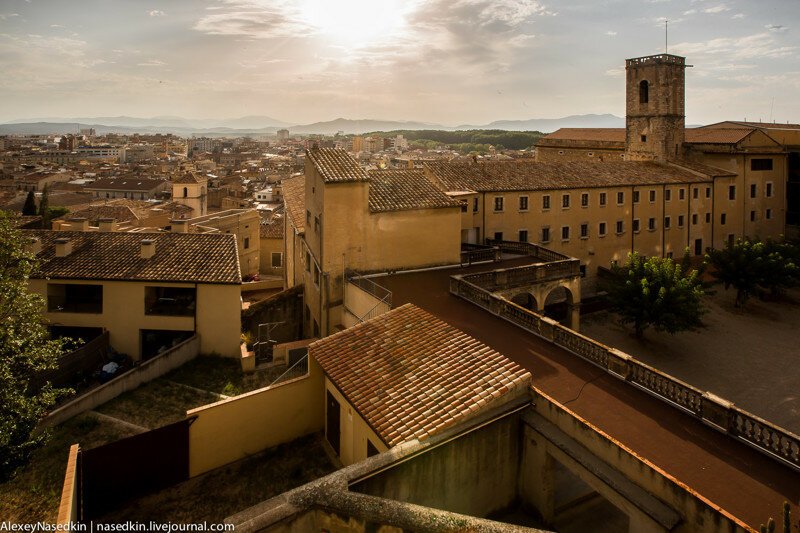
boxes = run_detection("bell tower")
[624,54,686,161]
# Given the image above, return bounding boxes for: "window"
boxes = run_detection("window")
[639,80,649,103]
[599,192,607,206]
[633,190,640,203]
[183,187,188,198]
[751,158,773,171]
[649,190,656,202]
[314,216,320,234]
[145,286,196,316]
[494,196,504,211]
[518,230,528,242]
[678,215,685,227]
[706,187,711,198]
[473,198,479,212]
[616,220,624,234]
[641,135,647,143]
[693,188,699,199]
[541,227,550,243]
[766,182,774,198]
[542,195,551,209]
[648,218,656,231]
[494,232,503,241]
[47,284,103,314]
[667,251,674,259]
[243,237,250,249]
[305,252,311,272]
[665,189,672,201]
[460,200,467,213]
[664,216,671,229]
[306,210,311,223]
[728,185,736,200]
[633,219,640,232]
[561,226,570,240]
[580,265,587,278]
[617,192,624,205]
[599,222,607,236]
[705,213,711,223]
[692,214,698,225]
[721,213,727,225]
[580,223,589,238]
[750,210,756,222]
[766,208,773,220]
[750,184,757,198]
[271,252,282,268]
[313,264,320,286]
[367,440,379,458]
[519,196,529,211]
[562,194,570,208]
[581,193,589,207]
[679,188,685,200]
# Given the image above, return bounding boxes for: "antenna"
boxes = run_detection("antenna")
[769,97,775,123]
[665,19,668,54]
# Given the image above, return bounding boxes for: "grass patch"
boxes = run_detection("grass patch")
[95,380,219,430]
[167,355,302,396]
[98,434,336,522]
[0,414,141,523]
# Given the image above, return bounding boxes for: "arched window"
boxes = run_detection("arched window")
[183,187,188,198]
[639,80,649,104]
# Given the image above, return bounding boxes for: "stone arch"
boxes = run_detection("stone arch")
[510,292,538,311]
[542,285,574,323]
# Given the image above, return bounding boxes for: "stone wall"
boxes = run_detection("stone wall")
[242,284,304,345]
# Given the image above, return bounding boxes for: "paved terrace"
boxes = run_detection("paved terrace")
[376,257,800,529]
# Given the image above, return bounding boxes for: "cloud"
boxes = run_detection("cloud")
[148,10,166,17]
[683,9,696,15]
[0,13,19,21]
[703,4,730,14]
[766,24,787,32]
[606,30,617,36]
[50,24,64,28]
[673,32,795,62]
[193,1,310,39]
[137,59,167,67]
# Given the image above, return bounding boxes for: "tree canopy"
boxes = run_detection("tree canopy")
[602,252,706,338]
[0,212,68,481]
[21,191,37,216]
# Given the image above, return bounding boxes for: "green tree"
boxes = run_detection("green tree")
[602,252,706,338]
[0,212,68,481]
[21,191,37,216]
[37,184,50,228]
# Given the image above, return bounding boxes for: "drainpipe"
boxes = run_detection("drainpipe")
[482,193,486,244]
[662,184,666,257]
[630,185,635,254]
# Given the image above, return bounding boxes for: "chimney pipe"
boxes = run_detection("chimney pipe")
[54,238,72,257]
[170,219,189,233]
[98,218,117,232]
[68,217,89,231]
[26,236,42,255]
[140,238,156,259]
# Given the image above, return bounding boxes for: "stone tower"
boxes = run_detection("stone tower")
[172,173,207,216]
[624,54,686,161]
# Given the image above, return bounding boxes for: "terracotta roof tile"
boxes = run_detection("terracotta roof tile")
[173,173,204,184]
[25,230,241,284]
[539,128,626,143]
[281,175,305,233]
[307,148,369,183]
[310,304,530,447]
[86,177,167,191]
[425,160,712,193]
[685,128,754,144]
[259,216,284,239]
[367,169,461,213]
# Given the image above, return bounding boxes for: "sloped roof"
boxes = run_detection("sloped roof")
[281,175,305,234]
[667,159,738,178]
[86,177,167,191]
[259,216,284,239]
[684,128,754,144]
[367,169,462,213]
[26,230,241,284]
[425,160,712,193]
[540,128,626,143]
[173,173,205,184]
[307,148,369,183]
[311,304,530,447]
[69,205,140,224]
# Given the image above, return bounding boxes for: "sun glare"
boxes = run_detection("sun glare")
[297,0,409,46]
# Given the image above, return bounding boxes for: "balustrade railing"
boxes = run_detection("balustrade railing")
[450,271,800,473]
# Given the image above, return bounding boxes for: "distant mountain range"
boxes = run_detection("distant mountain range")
[0,113,625,137]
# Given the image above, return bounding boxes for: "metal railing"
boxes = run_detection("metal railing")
[449,274,800,473]
[461,259,580,292]
[485,239,572,262]
[268,353,309,387]
[348,275,393,308]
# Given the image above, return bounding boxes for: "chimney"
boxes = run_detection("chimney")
[98,218,117,232]
[54,238,72,257]
[171,219,188,233]
[140,238,156,259]
[26,236,42,255]
[68,217,89,231]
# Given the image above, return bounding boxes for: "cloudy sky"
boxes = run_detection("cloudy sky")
[0,0,798,126]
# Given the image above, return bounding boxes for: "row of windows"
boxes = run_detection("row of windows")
[495,209,776,244]
[489,183,774,213]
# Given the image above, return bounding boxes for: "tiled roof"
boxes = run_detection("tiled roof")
[86,177,167,192]
[711,121,800,131]
[259,216,284,239]
[311,304,531,447]
[307,148,369,183]
[173,173,204,184]
[281,175,305,234]
[539,128,626,143]
[25,230,241,284]
[667,159,738,178]
[684,128,754,144]
[367,169,462,213]
[68,205,140,224]
[425,160,712,193]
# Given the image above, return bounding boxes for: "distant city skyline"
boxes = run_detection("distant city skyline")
[1,0,799,126]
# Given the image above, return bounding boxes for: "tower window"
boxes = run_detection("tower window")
[183,187,188,198]
[639,80,649,104]
[641,135,647,143]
